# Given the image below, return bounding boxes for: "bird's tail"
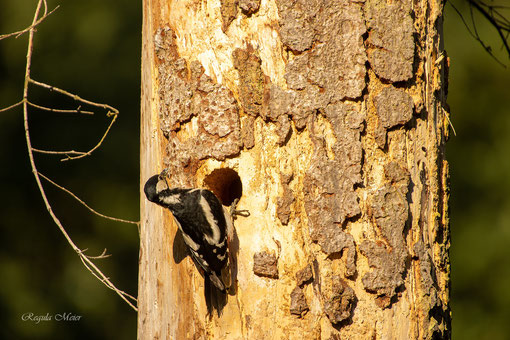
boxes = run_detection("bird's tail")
[204,275,227,316]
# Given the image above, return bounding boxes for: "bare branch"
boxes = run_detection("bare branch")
[29,79,119,115]
[84,248,112,260]
[469,0,510,57]
[27,101,94,115]
[61,113,118,161]
[38,172,140,226]
[21,0,137,311]
[78,255,138,303]
[31,148,87,157]
[0,2,58,41]
[27,109,116,163]
[26,80,120,161]
[0,100,23,113]
[448,0,510,66]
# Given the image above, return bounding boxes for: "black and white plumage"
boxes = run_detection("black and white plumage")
[144,173,232,292]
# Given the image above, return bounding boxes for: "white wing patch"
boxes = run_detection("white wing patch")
[190,249,210,272]
[199,192,221,245]
[162,194,181,205]
[216,239,226,248]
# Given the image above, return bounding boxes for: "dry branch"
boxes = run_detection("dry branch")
[38,172,139,226]
[17,0,137,311]
[0,100,23,113]
[0,1,58,41]
[449,0,510,66]
[27,101,94,115]
[29,79,119,114]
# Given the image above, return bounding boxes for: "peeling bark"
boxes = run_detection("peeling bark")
[253,251,279,279]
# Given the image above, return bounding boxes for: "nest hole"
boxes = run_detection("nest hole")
[203,168,242,206]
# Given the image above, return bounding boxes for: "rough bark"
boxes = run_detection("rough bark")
[139,0,451,339]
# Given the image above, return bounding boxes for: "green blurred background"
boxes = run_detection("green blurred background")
[0,0,140,339]
[0,1,509,339]
[444,1,510,339]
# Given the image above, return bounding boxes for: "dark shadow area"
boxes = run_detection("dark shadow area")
[172,228,188,264]
[171,192,242,316]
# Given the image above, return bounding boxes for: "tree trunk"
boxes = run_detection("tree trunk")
[139,0,451,339]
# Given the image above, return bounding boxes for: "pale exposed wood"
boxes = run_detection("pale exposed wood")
[139,0,200,338]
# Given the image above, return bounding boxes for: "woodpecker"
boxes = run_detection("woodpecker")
[144,172,232,292]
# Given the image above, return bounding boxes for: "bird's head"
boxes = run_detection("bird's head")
[144,173,169,204]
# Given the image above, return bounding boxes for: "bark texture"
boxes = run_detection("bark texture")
[139,0,451,338]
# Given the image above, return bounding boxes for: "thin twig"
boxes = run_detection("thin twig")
[22,0,137,311]
[28,78,119,161]
[469,0,510,57]
[448,0,510,66]
[0,3,58,41]
[38,172,140,225]
[32,148,87,157]
[78,255,137,302]
[0,100,23,113]
[444,110,457,136]
[29,112,116,161]
[28,101,94,115]
[63,113,118,161]
[84,248,112,260]
[77,247,111,259]
[29,79,119,114]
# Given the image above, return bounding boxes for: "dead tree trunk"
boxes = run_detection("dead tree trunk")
[139,0,451,338]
